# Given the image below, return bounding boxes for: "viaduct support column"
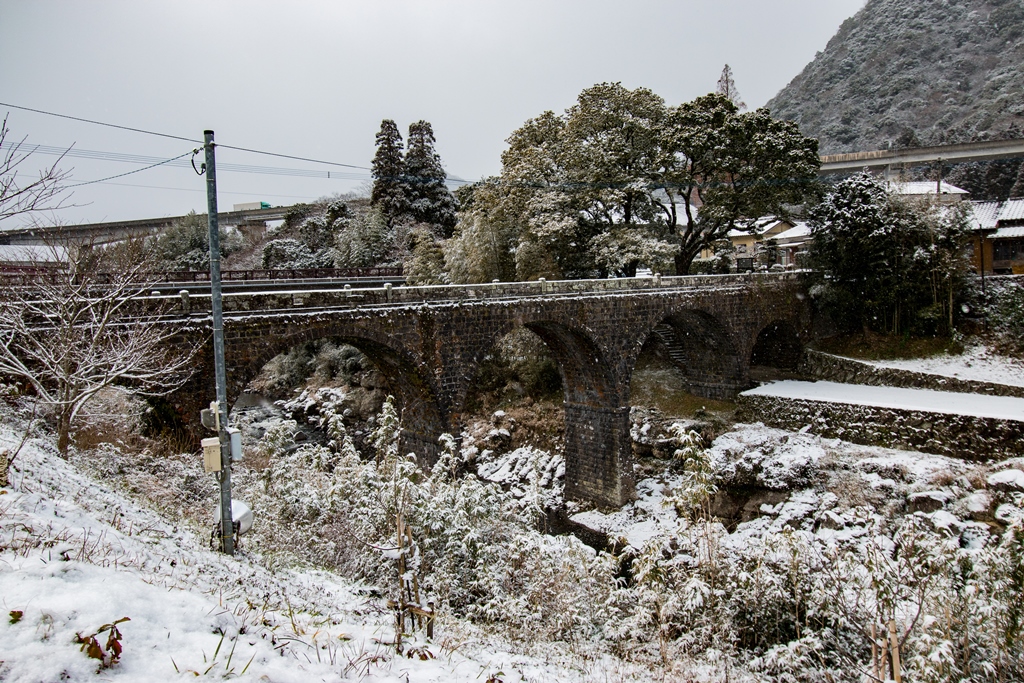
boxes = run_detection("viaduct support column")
[562,403,635,509]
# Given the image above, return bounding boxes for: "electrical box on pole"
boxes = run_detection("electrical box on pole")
[227,427,242,462]
[200,400,219,432]
[202,437,222,473]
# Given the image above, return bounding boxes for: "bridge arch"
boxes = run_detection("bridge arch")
[455,317,634,508]
[523,320,619,406]
[232,324,448,465]
[523,319,633,507]
[749,319,803,372]
[632,308,747,401]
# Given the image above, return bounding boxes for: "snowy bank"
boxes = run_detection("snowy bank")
[743,380,1024,421]
[739,381,1024,460]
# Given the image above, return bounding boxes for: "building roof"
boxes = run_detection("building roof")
[968,200,1002,230]
[773,223,812,246]
[889,180,969,196]
[967,198,1024,231]
[994,226,1024,239]
[998,198,1024,222]
[727,216,793,239]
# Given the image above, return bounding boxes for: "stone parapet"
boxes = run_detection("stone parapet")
[149,271,808,316]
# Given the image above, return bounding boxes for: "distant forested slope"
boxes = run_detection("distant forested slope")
[767,0,1024,164]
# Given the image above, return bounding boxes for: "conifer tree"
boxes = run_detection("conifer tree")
[1010,159,1024,198]
[371,119,407,223]
[716,64,746,111]
[403,120,458,237]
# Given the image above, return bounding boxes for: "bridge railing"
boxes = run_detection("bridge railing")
[154,267,404,283]
[0,266,405,287]
[149,270,808,316]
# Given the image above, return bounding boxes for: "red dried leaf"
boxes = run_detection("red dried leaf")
[85,637,104,661]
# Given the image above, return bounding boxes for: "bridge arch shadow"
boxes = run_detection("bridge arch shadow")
[235,330,447,465]
[638,309,746,401]
[749,319,803,383]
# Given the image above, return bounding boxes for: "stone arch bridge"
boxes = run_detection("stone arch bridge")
[165,273,814,508]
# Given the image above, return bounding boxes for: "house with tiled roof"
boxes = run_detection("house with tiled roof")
[772,222,812,267]
[888,180,970,204]
[969,197,1024,275]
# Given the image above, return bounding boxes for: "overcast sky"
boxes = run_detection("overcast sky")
[0,0,865,226]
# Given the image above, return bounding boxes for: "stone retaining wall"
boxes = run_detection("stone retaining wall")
[801,349,1024,398]
[737,394,1024,461]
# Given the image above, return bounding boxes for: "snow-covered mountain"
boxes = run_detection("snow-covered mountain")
[767,0,1024,157]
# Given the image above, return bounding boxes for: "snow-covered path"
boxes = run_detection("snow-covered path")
[743,380,1024,421]
[862,345,1024,388]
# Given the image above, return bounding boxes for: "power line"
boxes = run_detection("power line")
[67,151,194,188]
[93,181,325,201]
[1,101,372,172]
[217,143,370,171]
[1,141,371,181]
[0,101,200,143]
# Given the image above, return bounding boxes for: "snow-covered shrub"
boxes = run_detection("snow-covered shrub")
[664,425,716,518]
[991,277,1024,353]
[601,459,1024,679]
[236,395,614,647]
[260,238,330,269]
[334,207,396,269]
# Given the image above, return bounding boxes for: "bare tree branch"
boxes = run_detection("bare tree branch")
[0,238,199,454]
[0,114,73,224]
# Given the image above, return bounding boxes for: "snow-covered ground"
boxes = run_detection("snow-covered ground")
[742,380,1024,420]
[5,400,1024,681]
[863,344,1024,387]
[0,421,644,683]
[575,421,1024,570]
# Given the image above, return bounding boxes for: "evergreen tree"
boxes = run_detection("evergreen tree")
[716,64,746,111]
[371,119,407,223]
[1012,162,1024,198]
[809,173,971,337]
[403,120,458,237]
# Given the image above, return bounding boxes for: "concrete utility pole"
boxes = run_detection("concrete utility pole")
[204,129,234,556]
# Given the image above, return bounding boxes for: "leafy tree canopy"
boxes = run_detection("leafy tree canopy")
[458,83,819,280]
